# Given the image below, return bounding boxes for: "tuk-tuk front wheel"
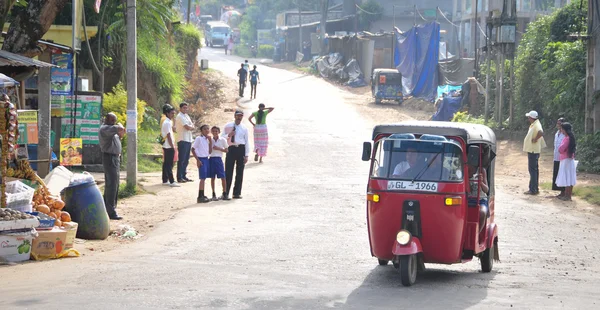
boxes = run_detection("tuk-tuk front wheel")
[397,254,418,286]
[375,98,382,105]
[481,241,495,273]
[378,259,389,266]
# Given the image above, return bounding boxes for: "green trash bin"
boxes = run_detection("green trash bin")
[62,181,110,240]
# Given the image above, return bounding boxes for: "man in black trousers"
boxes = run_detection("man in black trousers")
[99,113,125,220]
[237,63,248,97]
[222,110,249,199]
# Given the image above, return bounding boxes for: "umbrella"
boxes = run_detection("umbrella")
[0,73,18,88]
[220,10,241,24]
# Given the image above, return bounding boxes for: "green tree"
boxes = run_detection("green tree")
[357,0,383,31]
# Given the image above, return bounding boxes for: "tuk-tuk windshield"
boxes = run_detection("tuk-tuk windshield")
[371,138,464,182]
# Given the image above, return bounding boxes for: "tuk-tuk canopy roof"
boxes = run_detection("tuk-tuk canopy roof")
[372,121,496,148]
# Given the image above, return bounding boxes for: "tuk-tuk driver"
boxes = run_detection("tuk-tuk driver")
[393,147,418,176]
[399,152,450,181]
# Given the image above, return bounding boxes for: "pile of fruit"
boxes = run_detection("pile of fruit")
[6,159,37,180]
[32,185,71,227]
[0,208,35,221]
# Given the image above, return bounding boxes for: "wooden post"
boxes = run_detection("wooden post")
[37,51,52,178]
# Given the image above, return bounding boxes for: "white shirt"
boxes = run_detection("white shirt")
[161,118,174,149]
[175,112,193,143]
[192,135,211,158]
[393,162,410,175]
[210,137,229,158]
[221,121,250,157]
[553,131,565,162]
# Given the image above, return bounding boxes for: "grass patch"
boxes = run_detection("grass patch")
[118,182,146,200]
[297,65,316,75]
[121,129,163,173]
[541,182,600,205]
[573,186,600,205]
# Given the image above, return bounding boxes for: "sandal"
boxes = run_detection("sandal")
[254,154,259,162]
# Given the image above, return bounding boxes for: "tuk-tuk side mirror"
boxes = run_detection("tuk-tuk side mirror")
[467,145,481,167]
[362,142,372,161]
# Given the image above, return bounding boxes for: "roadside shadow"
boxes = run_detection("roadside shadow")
[341,265,496,309]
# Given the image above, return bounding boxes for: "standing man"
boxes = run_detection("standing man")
[99,112,125,220]
[523,110,546,195]
[222,110,249,199]
[176,102,195,183]
[249,65,260,99]
[237,63,248,97]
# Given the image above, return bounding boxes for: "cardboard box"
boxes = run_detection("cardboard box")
[62,222,78,249]
[0,229,36,263]
[31,227,68,260]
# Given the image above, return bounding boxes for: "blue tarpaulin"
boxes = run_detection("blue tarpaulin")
[437,85,462,99]
[0,73,17,88]
[432,95,463,121]
[394,22,440,101]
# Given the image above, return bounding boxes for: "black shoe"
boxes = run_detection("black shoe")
[212,195,219,201]
[197,196,210,203]
[233,195,242,199]
[221,195,231,201]
[177,179,186,183]
[183,178,193,182]
[110,214,123,220]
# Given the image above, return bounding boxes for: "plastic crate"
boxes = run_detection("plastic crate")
[8,203,33,213]
[5,181,35,209]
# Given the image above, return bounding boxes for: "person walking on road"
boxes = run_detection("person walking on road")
[227,35,234,55]
[209,126,229,201]
[176,102,195,183]
[552,117,566,197]
[99,112,125,220]
[162,104,180,187]
[192,125,213,203]
[249,65,260,99]
[523,110,546,195]
[237,63,248,97]
[248,103,273,163]
[222,110,249,199]
[556,122,577,201]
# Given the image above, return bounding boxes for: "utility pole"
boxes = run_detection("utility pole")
[585,0,600,133]
[187,0,192,24]
[484,12,492,123]
[126,0,138,187]
[474,0,479,76]
[299,2,302,55]
[319,0,329,56]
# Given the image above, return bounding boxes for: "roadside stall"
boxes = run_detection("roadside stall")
[0,50,108,263]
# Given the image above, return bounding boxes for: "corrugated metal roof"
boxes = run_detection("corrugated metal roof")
[0,50,55,67]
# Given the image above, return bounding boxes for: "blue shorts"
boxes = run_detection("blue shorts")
[209,157,225,179]
[198,157,210,179]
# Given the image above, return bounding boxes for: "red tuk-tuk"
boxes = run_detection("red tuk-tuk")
[361,121,499,286]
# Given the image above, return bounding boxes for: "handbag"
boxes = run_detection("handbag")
[156,133,165,145]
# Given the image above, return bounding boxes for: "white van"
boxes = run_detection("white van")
[205,21,231,47]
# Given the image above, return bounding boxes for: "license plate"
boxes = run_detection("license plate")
[387,181,439,192]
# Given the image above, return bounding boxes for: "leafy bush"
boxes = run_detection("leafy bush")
[138,33,186,103]
[258,45,274,58]
[576,133,600,173]
[514,1,587,130]
[102,83,147,128]
[234,44,252,58]
[175,24,202,52]
[452,111,502,129]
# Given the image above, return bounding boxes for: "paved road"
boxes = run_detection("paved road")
[2,47,600,309]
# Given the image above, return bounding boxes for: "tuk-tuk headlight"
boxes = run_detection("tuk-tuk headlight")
[396,230,411,245]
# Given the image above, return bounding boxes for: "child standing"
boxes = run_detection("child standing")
[209,126,229,201]
[192,125,213,203]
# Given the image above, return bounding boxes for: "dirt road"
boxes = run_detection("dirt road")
[1,47,599,309]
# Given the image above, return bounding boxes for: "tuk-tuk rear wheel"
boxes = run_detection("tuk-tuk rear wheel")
[375,99,382,105]
[378,259,389,266]
[399,255,418,286]
[481,242,495,273]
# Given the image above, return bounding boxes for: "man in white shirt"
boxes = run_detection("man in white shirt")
[175,102,195,183]
[221,109,250,199]
[161,104,180,187]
